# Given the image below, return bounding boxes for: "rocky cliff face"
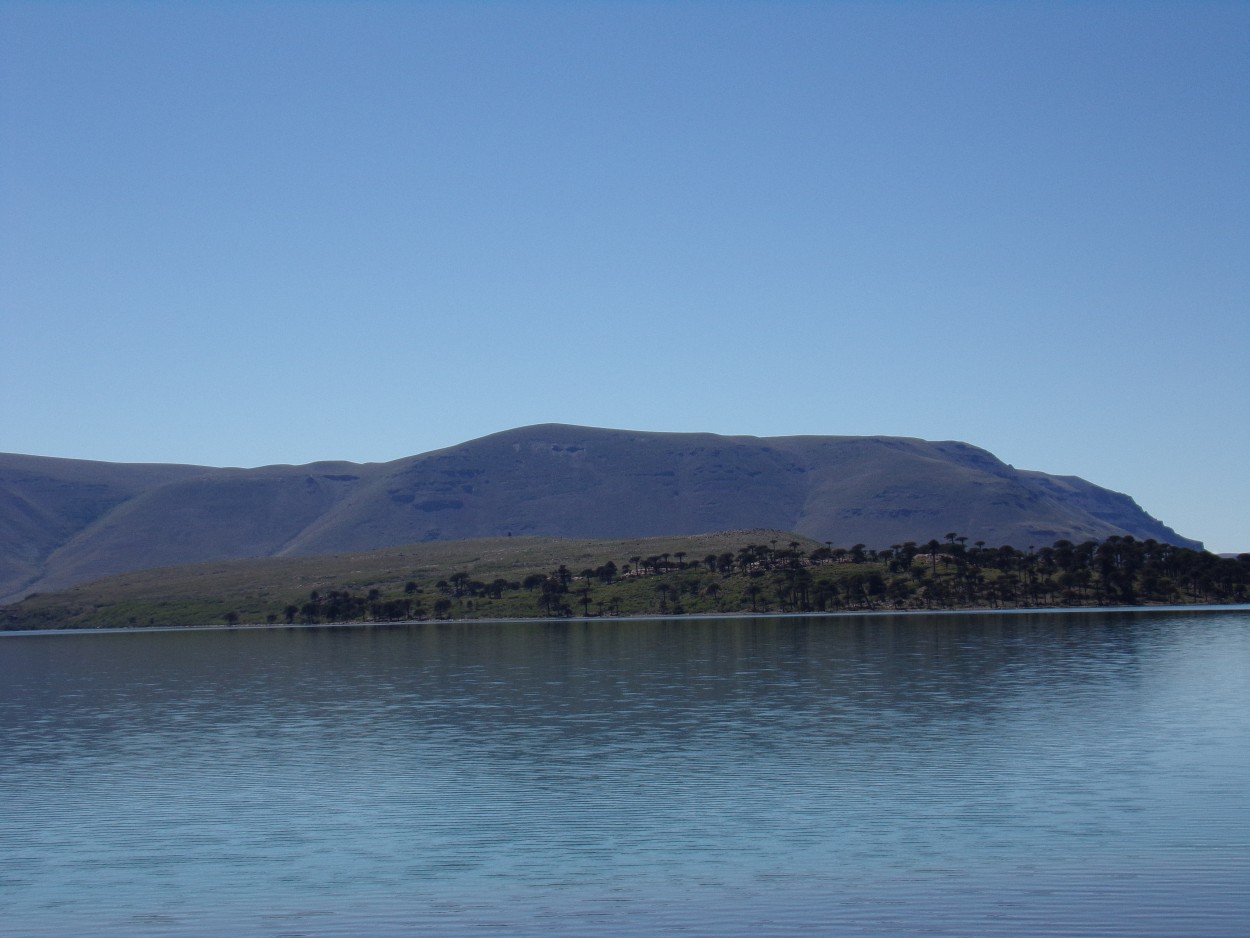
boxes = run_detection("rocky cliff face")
[0,424,1201,602]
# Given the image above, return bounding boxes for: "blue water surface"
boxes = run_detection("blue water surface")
[2,609,1248,936]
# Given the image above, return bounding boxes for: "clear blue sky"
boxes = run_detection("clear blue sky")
[2,2,1247,552]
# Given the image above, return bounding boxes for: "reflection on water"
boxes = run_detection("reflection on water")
[2,610,1248,936]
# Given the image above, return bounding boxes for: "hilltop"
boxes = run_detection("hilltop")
[0,424,1200,603]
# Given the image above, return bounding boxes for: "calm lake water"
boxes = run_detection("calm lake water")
[2,609,1248,936]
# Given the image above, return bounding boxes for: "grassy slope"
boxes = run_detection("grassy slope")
[3,530,822,630]
[6,529,1243,632]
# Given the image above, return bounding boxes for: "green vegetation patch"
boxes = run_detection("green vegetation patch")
[4,532,1248,631]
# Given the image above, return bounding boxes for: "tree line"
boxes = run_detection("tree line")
[263,534,1250,625]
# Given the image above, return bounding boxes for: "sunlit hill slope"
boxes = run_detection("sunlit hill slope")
[0,424,1200,603]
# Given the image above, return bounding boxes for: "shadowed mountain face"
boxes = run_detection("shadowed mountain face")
[0,424,1200,602]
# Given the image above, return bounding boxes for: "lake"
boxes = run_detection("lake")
[2,609,1248,936]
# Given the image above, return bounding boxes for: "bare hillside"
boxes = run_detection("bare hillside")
[0,425,1200,602]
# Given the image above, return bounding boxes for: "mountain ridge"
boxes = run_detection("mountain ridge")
[0,424,1200,603]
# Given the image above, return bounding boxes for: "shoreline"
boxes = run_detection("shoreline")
[4,602,1248,638]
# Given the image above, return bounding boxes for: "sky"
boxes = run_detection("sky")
[1,1,1247,553]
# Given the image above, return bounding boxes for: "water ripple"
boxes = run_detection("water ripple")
[2,610,1248,935]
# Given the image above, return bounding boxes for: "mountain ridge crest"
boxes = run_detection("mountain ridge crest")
[0,424,1200,603]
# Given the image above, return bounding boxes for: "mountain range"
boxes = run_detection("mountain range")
[0,424,1200,603]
